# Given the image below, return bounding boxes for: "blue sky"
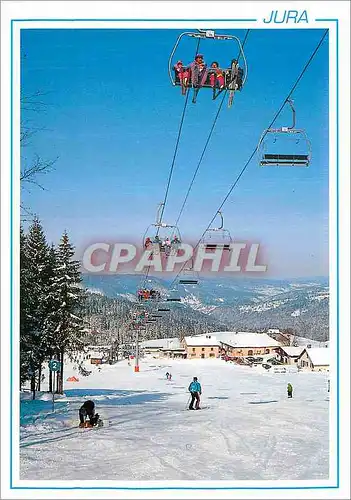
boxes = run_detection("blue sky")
[20,28,329,278]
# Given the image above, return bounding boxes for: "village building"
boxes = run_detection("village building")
[83,345,112,364]
[183,334,221,359]
[297,347,330,372]
[276,346,305,365]
[266,328,294,346]
[219,332,281,358]
[140,338,186,358]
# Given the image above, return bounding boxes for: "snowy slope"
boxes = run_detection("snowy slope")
[20,358,329,481]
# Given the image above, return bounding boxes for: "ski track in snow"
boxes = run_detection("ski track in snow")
[20,358,329,481]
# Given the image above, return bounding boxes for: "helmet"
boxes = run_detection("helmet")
[195,54,203,59]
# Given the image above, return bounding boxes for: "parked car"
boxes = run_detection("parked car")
[262,364,271,370]
[267,357,280,365]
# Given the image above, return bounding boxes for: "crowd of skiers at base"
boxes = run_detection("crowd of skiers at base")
[137,288,161,301]
[173,54,244,93]
[78,383,294,426]
[144,235,181,251]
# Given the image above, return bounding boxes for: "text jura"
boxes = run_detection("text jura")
[263,10,308,24]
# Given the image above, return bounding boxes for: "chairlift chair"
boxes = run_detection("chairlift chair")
[143,202,182,256]
[258,99,311,167]
[169,29,247,106]
[179,258,199,285]
[136,276,163,303]
[166,285,182,302]
[201,211,232,251]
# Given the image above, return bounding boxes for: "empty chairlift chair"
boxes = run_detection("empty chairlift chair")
[166,286,182,302]
[258,99,311,167]
[201,211,233,251]
[179,259,199,285]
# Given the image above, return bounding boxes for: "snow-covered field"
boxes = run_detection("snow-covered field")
[20,357,329,481]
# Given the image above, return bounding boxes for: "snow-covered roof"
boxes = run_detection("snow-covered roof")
[192,331,235,338]
[86,345,111,350]
[140,337,180,349]
[280,346,305,357]
[294,336,326,348]
[219,332,281,348]
[305,348,330,366]
[184,335,221,347]
[162,338,183,350]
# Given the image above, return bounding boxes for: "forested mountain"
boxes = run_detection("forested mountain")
[82,275,329,342]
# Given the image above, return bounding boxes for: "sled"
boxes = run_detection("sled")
[79,418,104,429]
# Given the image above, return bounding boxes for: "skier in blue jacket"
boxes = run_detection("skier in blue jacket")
[188,377,202,410]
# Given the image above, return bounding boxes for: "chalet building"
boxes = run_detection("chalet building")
[266,328,294,347]
[219,332,281,358]
[140,338,186,358]
[82,345,112,364]
[297,347,330,372]
[276,346,305,365]
[183,335,221,359]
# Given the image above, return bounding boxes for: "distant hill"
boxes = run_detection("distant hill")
[82,274,329,342]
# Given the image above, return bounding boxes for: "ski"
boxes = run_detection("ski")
[184,406,210,411]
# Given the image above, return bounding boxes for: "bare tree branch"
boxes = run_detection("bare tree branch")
[21,154,58,190]
[20,203,36,221]
[20,85,58,198]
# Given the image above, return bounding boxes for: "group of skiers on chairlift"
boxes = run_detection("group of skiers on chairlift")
[173,54,244,96]
[137,288,161,301]
[144,235,181,252]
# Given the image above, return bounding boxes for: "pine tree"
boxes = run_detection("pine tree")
[20,225,32,387]
[20,218,51,398]
[46,231,85,393]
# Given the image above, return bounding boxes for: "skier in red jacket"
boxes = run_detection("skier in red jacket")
[173,60,189,94]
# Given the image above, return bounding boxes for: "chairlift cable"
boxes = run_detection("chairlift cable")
[156,38,201,235]
[175,90,227,226]
[168,29,328,291]
[175,29,251,227]
[139,39,201,298]
[216,28,250,100]
[202,29,328,233]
